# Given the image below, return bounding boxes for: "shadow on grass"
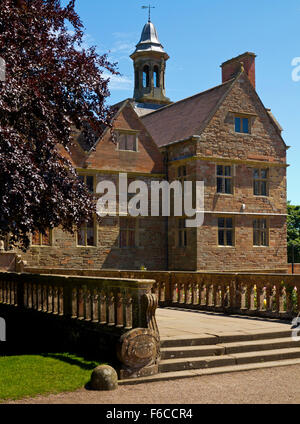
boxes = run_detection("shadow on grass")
[40,353,105,371]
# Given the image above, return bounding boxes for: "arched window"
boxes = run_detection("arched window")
[154,66,160,88]
[143,65,150,88]
[135,70,139,89]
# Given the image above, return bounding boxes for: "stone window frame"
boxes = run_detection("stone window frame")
[216,164,234,195]
[253,168,269,197]
[229,111,256,135]
[115,129,139,153]
[31,229,53,247]
[76,216,98,248]
[78,173,95,194]
[119,216,140,249]
[217,216,235,247]
[234,115,250,134]
[253,217,269,247]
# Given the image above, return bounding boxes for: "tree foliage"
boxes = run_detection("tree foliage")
[0,0,118,249]
[287,201,300,263]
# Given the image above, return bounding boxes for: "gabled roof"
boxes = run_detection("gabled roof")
[141,78,235,147]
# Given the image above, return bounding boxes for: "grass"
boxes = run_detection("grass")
[0,353,103,402]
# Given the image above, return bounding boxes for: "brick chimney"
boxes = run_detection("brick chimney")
[221,52,256,89]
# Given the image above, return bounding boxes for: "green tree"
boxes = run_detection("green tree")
[287,201,300,263]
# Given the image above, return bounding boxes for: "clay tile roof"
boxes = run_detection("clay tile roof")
[141,79,235,147]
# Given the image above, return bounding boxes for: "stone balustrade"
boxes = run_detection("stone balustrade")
[25,268,300,320]
[0,271,160,379]
[0,271,157,331]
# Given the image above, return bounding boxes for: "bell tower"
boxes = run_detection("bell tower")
[130,18,171,106]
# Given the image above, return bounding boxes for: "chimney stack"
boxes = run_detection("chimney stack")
[221,52,256,89]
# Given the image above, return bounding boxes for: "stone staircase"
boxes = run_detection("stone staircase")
[120,328,300,385]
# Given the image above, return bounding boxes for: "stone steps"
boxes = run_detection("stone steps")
[119,358,300,385]
[161,337,300,359]
[158,330,300,374]
[119,329,300,385]
[160,329,292,348]
[159,347,300,372]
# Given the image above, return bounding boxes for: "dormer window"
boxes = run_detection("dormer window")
[116,131,138,152]
[235,115,249,134]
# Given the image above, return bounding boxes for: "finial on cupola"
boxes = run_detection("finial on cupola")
[142,4,155,22]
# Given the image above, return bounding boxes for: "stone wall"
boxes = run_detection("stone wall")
[20,215,167,270]
[164,72,287,272]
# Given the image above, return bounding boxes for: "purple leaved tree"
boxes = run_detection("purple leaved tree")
[0,0,118,250]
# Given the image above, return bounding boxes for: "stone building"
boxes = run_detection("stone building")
[19,18,288,272]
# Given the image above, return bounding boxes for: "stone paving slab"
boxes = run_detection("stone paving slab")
[157,307,292,339]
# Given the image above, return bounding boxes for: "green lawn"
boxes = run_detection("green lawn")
[0,353,102,402]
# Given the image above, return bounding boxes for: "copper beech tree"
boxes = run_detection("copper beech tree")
[0,0,118,249]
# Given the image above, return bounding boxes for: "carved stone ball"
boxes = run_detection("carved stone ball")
[90,365,118,391]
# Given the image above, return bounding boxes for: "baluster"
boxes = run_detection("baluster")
[32,284,37,310]
[92,289,99,323]
[172,283,178,303]
[78,288,84,319]
[208,284,214,306]
[53,287,58,314]
[3,282,7,304]
[201,284,207,306]
[116,292,124,328]
[192,283,199,305]
[47,286,53,313]
[179,283,185,304]
[85,290,92,321]
[241,285,247,310]
[7,282,10,304]
[108,292,115,326]
[216,285,222,307]
[28,283,32,309]
[37,285,42,311]
[160,282,166,302]
[271,285,277,312]
[0,281,3,303]
[275,283,280,315]
[260,285,266,311]
[224,285,230,308]
[99,290,107,324]
[58,287,64,316]
[7,282,11,305]
[71,288,78,318]
[10,282,15,305]
[286,285,294,316]
[9,282,13,305]
[42,285,47,312]
[266,284,273,312]
[124,294,133,330]
[186,284,192,305]
[279,285,286,313]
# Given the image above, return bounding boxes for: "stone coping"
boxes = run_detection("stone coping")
[0,271,155,289]
[25,267,290,277]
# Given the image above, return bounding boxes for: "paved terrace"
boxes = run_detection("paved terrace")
[157,307,292,340]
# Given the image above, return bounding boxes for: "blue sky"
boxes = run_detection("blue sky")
[69,0,300,204]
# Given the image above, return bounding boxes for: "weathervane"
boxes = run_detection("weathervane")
[142,4,155,22]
